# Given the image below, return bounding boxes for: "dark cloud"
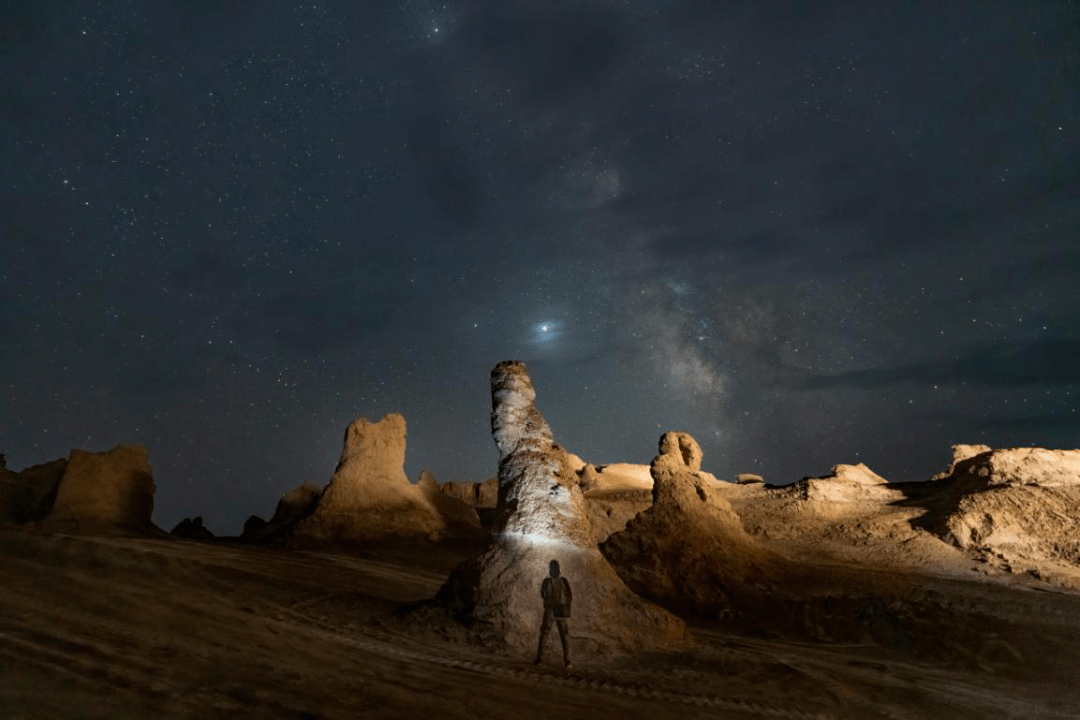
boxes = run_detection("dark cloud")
[464,2,630,105]
[801,337,1080,390]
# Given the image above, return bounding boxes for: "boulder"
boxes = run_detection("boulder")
[438,361,687,657]
[46,445,156,529]
[737,473,764,485]
[600,431,776,620]
[290,414,446,544]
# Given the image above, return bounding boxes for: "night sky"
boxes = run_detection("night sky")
[2,1,1078,534]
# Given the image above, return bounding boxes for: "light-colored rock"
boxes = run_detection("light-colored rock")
[291,414,446,544]
[932,444,993,480]
[580,463,655,543]
[924,446,1080,572]
[737,473,764,484]
[978,448,1080,488]
[659,432,702,472]
[439,361,687,657]
[601,431,775,619]
[47,445,156,528]
[788,463,899,505]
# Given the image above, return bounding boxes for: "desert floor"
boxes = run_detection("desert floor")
[2,525,1078,720]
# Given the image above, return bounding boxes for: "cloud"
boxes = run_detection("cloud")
[799,336,1080,390]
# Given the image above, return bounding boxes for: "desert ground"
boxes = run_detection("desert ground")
[2,524,1078,720]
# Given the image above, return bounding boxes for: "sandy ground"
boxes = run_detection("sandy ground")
[2,525,1079,720]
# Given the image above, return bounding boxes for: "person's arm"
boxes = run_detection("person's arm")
[541,577,550,599]
[563,578,572,603]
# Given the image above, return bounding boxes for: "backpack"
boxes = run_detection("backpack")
[545,576,571,618]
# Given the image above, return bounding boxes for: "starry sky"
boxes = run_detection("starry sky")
[2,1,1078,534]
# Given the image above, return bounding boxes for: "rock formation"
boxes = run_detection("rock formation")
[46,445,156,530]
[438,476,498,510]
[290,414,450,544]
[791,463,900,504]
[920,446,1080,573]
[577,463,654,544]
[417,470,487,541]
[600,431,776,619]
[736,473,764,484]
[170,516,215,540]
[0,457,66,524]
[438,361,687,657]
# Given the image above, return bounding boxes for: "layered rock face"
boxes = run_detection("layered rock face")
[439,361,687,656]
[600,432,776,619]
[291,414,447,544]
[924,446,1080,571]
[47,445,156,529]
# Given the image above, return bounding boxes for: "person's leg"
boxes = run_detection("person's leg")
[535,613,553,663]
[556,618,571,667]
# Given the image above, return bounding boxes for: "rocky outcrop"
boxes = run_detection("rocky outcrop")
[242,514,267,538]
[578,463,654,544]
[938,446,1080,488]
[290,414,448,545]
[921,446,1080,572]
[46,445,156,530]
[0,457,66,524]
[438,361,687,657]
[417,470,487,541]
[790,463,900,504]
[170,516,215,540]
[600,432,776,620]
[439,476,498,509]
[736,473,764,485]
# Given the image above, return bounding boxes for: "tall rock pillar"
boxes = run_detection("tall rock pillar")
[439,361,687,657]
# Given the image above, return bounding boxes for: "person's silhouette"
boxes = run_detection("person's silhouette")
[534,559,573,669]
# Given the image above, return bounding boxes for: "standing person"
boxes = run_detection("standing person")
[534,559,573,670]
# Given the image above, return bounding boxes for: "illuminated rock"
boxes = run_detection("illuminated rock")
[438,361,687,656]
[47,445,156,529]
[601,431,776,619]
[290,413,447,544]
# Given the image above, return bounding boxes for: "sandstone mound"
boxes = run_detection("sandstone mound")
[921,445,1080,574]
[170,516,215,540]
[0,456,66,524]
[46,445,157,530]
[416,470,487,541]
[438,361,687,657]
[792,463,900,504]
[290,414,451,545]
[600,431,776,619]
[578,463,654,543]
